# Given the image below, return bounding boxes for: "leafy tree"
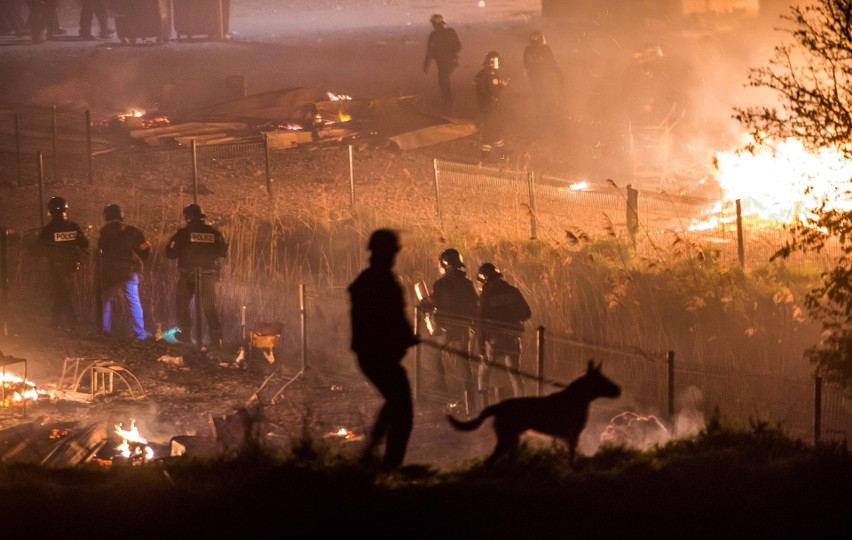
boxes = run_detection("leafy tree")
[735,0,852,390]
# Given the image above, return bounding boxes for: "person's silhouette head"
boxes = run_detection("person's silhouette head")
[367,229,400,267]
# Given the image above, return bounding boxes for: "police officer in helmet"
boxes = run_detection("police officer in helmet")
[420,248,478,400]
[37,196,89,332]
[474,50,509,162]
[423,14,462,114]
[166,203,228,347]
[475,262,531,401]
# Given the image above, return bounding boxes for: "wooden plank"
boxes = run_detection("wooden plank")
[129,122,247,140]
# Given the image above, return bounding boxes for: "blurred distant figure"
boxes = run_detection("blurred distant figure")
[98,204,151,341]
[423,13,462,114]
[474,50,508,162]
[166,203,228,348]
[419,248,478,399]
[475,262,531,401]
[37,196,89,332]
[0,0,27,37]
[348,229,419,472]
[523,31,564,117]
[79,0,113,39]
[27,0,63,43]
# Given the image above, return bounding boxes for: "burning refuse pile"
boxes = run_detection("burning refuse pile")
[96,86,475,151]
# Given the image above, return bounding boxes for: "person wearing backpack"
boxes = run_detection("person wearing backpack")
[98,203,151,341]
[475,262,531,400]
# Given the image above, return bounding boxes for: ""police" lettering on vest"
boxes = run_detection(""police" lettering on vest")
[54,231,77,242]
[190,233,215,243]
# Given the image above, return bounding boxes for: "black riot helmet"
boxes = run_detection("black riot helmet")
[47,196,68,217]
[103,203,123,222]
[484,51,502,69]
[367,228,400,256]
[183,203,205,221]
[439,248,465,270]
[529,31,545,45]
[476,262,501,283]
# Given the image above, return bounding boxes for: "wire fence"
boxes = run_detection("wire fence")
[2,106,851,445]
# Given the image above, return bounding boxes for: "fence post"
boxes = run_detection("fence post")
[735,199,745,267]
[626,184,639,244]
[528,171,538,240]
[1,228,7,338]
[814,375,822,445]
[348,144,355,213]
[37,151,45,228]
[264,133,272,197]
[85,110,93,185]
[191,139,199,204]
[433,158,443,231]
[240,304,246,345]
[51,105,57,182]
[413,304,421,401]
[300,284,307,371]
[15,113,22,186]
[535,325,545,396]
[216,0,224,39]
[194,267,202,351]
[667,350,675,433]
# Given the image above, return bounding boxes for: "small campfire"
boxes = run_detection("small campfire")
[114,420,154,464]
[325,427,362,442]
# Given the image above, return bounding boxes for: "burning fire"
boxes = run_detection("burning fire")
[115,420,154,461]
[1,372,47,406]
[701,135,852,229]
[325,427,362,441]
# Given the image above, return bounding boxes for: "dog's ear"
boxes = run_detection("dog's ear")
[587,359,595,373]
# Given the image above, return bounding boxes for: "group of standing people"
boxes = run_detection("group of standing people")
[36,197,227,347]
[423,14,565,162]
[1,1,112,43]
[348,230,530,472]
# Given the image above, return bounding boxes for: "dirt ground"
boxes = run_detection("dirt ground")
[0,1,783,468]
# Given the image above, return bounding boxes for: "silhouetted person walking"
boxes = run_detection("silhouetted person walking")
[98,204,151,340]
[348,229,419,471]
[166,203,228,348]
[423,13,461,114]
[37,196,89,332]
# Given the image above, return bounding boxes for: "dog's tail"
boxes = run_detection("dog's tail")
[446,406,495,431]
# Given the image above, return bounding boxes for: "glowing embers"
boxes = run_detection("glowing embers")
[114,420,154,463]
[103,108,171,130]
[704,135,852,228]
[1,372,48,407]
[325,427,363,442]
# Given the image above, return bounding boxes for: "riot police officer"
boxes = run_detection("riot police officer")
[474,51,509,162]
[37,196,89,332]
[420,248,478,398]
[98,204,151,340]
[166,203,228,347]
[475,262,531,400]
[423,14,462,114]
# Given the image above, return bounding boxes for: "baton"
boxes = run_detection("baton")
[419,338,567,389]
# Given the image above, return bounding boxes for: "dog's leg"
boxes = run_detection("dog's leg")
[486,429,521,470]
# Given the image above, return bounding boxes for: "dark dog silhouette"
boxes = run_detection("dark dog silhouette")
[447,360,621,469]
